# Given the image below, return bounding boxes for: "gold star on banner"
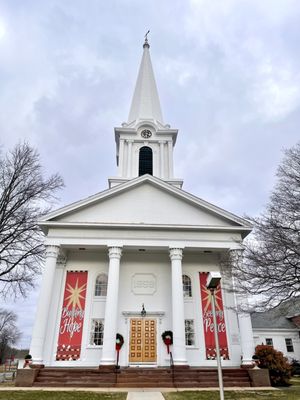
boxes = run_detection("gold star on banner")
[202,285,223,313]
[65,279,86,309]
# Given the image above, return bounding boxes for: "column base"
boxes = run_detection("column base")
[173,360,188,366]
[98,365,116,371]
[241,358,255,369]
[100,359,116,366]
[173,364,190,369]
[31,357,43,365]
[30,364,45,369]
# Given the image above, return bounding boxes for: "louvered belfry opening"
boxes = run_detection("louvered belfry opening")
[139,146,153,176]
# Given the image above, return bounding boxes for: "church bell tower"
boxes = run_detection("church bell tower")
[108,36,183,188]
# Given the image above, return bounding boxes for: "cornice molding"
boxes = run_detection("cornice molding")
[39,175,252,230]
[39,220,252,233]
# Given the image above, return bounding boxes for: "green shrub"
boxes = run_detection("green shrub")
[255,344,292,386]
[291,359,300,376]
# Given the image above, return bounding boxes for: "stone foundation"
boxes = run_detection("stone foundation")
[248,368,271,387]
[15,368,40,387]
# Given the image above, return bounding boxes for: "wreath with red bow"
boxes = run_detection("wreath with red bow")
[161,330,173,354]
[116,333,124,351]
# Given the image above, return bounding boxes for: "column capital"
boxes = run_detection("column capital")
[57,250,67,268]
[169,248,183,261]
[229,248,244,267]
[108,246,122,259]
[45,245,60,259]
[229,248,244,255]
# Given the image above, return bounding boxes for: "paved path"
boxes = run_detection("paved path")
[127,392,164,400]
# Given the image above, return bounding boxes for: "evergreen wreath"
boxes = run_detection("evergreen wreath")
[161,330,173,344]
[116,333,124,349]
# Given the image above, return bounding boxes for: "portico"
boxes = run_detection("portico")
[30,231,252,368]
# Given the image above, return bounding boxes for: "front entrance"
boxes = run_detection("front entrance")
[129,318,157,363]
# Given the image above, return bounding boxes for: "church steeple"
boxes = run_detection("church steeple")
[128,34,163,125]
[108,36,183,189]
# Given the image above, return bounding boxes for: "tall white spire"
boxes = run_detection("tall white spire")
[128,35,163,124]
[108,36,183,190]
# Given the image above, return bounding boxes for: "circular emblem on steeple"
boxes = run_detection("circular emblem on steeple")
[141,129,152,138]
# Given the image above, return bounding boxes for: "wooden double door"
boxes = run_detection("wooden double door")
[129,318,157,363]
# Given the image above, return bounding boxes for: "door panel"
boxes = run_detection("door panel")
[129,319,157,363]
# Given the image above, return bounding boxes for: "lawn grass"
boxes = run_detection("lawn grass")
[0,377,299,400]
[163,390,300,400]
[290,376,300,386]
[163,376,300,399]
[0,392,127,400]
[163,389,300,400]
[0,382,14,387]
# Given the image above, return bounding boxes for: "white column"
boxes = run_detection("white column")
[119,138,125,177]
[159,141,165,179]
[30,245,60,365]
[230,249,255,366]
[101,246,122,365]
[237,310,255,365]
[169,248,187,365]
[126,140,133,178]
[46,252,67,364]
[167,140,173,179]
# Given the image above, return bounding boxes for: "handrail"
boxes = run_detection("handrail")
[169,351,175,386]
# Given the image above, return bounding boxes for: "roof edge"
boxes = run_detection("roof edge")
[40,174,252,230]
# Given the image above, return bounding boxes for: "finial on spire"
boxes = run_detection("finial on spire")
[143,30,150,48]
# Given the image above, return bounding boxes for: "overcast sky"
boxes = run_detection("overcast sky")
[1,0,300,349]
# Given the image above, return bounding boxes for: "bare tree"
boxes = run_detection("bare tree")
[227,142,300,311]
[0,309,21,364]
[0,143,64,297]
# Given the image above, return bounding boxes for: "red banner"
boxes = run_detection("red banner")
[56,271,88,361]
[199,272,229,360]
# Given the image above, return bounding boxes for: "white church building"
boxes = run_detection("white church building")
[29,38,255,370]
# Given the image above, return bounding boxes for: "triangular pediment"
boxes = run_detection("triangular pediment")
[41,176,251,232]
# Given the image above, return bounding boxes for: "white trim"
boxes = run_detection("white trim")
[185,318,196,347]
[88,318,105,347]
[122,311,165,318]
[40,221,252,233]
[182,273,193,300]
[39,175,252,229]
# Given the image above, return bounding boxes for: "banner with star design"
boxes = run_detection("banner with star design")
[199,272,229,360]
[56,271,88,361]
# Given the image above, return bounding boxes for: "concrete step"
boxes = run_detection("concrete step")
[33,382,117,387]
[32,367,252,388]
